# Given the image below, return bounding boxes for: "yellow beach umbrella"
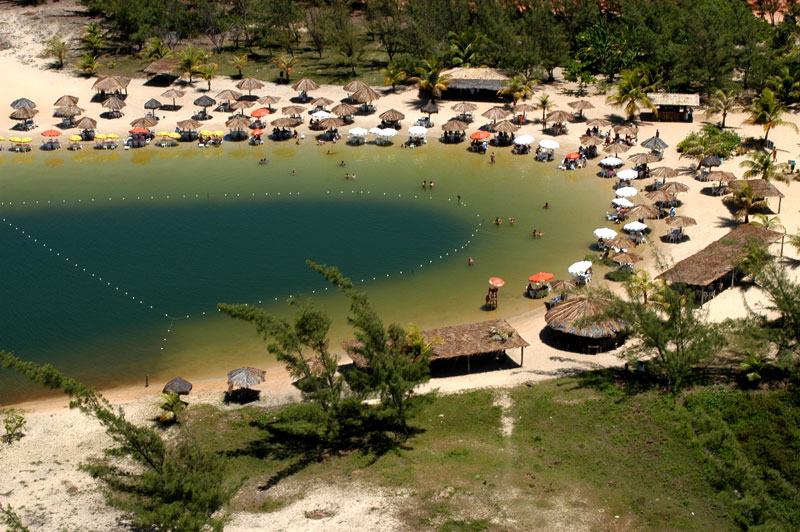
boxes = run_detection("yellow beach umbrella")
[157,131,171,137]
[200,129,213,136]
[9,136,21,143]
[21,138,32,143]
[168,132,181,139]
[95,134,107,140]
[107,133,119,139]
[69,134,82,142]
[0,136,5,141]
[213,130,224,137]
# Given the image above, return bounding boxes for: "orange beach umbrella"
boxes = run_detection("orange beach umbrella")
[489,277,505,287]
[565,152,580,160]
[529,272,554,283]
[470,130,490,140]
[129,127,149,134]
[251,129,264,136]
[251,108,271,118]
[41,129,61,137]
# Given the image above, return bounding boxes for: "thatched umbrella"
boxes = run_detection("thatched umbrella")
[54,95,78,107]
[609,251,643,265]
[700,155,722,167]
[546,110,572,124]
[216,89,242,106]
[568,100,594,113]
[226,115,252,130]
[452,101,477,114]
[227,367,265,390]
[257,95,280,109]
[603,142,631,155]
[102,96,126,113]
[580,134,604,146]
[193,95,216,109]
[76,116,97,130]
[641,136,669,151]
[331,102,357,117]
[627,204,661,220]
[650,166,678,180]
[661,181,689,194]
[11,97,36,109]
[177,118,202,131]
[352,86,382,104]
[272,117,299,128]
[482,107,509,122]
[292,77,319,94]
[492,120,518,134]
[586,118,612,128]
[442,119,468,132]
[319,116,344,130]
[230,100,254,114]
[545,297,626,338]
[380,108,404,122]
[707,170,736,183]
[56,104,84,118]
[605,236,637,249]
[614,124,638,136]
[282,105,306,116]
[161,88,185,108]
[513,102,536,114]
[549,279,577,293]
[92,76,125,93]
[645,189,677,204]
[163,376,193,395]
[236,76,265,95]
[344,79,369,93]
[130,116,158,129]
[10,107,38,120]
[665,215,697,228]
[311,96,334,108]
[628,152,661,165]
[144,98,162,115]
[420,99,439,116]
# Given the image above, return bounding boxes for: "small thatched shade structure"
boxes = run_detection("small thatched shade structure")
[216,89,242,103]
[92,76,130,94]
[311,96,334,107]
[352,86,382,104]
[343,319,529,372]
[163,376,192,395]
[56,104,84,118]
[282,105,306,116]
[10,107,37,120]
[194,95,216,108]
[641,136,669,150]
[331,102,357,117]
[657,224,782,297]
[452,101,478,113]
[319,117,344,130]
[441,67,509,100]
[227,367,265,390]
[76,116,97,130]
[144,58,180,76]
[420,100,439,115]
[728,179,785,211]
[568,100,594,111]
[707,171,736,183]
[627,204,661,220]
[580,134,604,146]
[236,76,265,94]
[271,117,300,128]
[442,119,468,132]
[258,95,280,106]
[144,98,162,111]
[545,297,626,353]
[11,97,36,109]
[54,95,78,107]
[292,77,319,93]
[586,118,612,128]
[379,108,404,122]
[650,166,677,179]
[492,120,518,134]
[130,116,158,129]
[603,143,631,155]
[102,96,126,112]
[177,118,202,130]
[344,79,369,93]
[661,181,689,195]
[546,110,572,124]
[482,107,509,122]
[226,115,251,129]
[628,152,661,165]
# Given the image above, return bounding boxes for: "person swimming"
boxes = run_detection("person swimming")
[532,229,543,238]
[509,217,515,225]
[494,217,502,225]
[422,180,427,189]
[291,168,296,175]
[258,158,268,165]
[429,181,435,189]
[468,257,474,266]
[543,202,549,209]
[339,160,346,167]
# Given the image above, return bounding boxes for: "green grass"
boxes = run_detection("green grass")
[175,376,778,530]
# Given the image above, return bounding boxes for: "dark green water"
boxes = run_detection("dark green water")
[0,142,612,403]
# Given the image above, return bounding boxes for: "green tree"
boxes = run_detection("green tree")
[272,54,295,83]
[366,0,403,61]
[81,25,106,56]
[77,54,101,76]
[766,66,800,104]
[563,60,597,97]
[606,67,658,121]
[2,409,26,444]
[750,259,800,369]
[229,53,248,78]
[42,36,68,69]
[179,45,204,83]
[141,37,173,62]
[497,74,535,104]
[157,392,185,426]
[743,88,798,144]
[749,214,785,232]
[264,0,303,54]
[381,63,407,91]
[725,183,768,223]
[740,150,789,183]
[410,58,451,99]
[705,89,740,129]
[537,93,552,127]
[448,30,484,67]
[196,62,218,91]
[575,22,640,80]
[305,6,329,59]
[677,125,741,170]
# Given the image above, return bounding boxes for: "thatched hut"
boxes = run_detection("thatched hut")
[441,67,509,101]
[728,179,785,213]
[544,297,626,354]
[641,93,699,122]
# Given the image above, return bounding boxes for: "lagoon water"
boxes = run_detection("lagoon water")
[0,141,610,402]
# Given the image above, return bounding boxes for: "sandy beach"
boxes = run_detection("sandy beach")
[2,4,800,528]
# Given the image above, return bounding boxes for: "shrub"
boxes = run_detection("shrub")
[2,409,26,444]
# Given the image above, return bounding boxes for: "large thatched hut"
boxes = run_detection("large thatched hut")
[544,297,626,354]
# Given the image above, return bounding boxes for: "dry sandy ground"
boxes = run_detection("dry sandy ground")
[2,4,800,530]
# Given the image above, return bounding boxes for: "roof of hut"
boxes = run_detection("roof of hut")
[545,297,626,338]
[342,319,528,370]
[444,67,509,91]
[144,58,180,75]
[728,179,785,199]
[646,92,700,107]
[657,224,782,286]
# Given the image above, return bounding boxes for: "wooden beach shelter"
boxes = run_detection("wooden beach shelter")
[441,67,509,101]
[144,58,180,84]
[292,77,319,101]
[482,106,509,123]
[728,179,785,213]
[92,75,130,96]
[643,92,699,122]
[343,319,529,373]
[54,95,78,107]
[344,79,369,94]
[568,99,594,118]
[236,76,265,96]
[257,95,280,111]
[379,108,405,128]
[161,88,185,110]
[545,297,626,354]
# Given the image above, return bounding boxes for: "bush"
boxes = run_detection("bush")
[2,409,26,444]
[677,125,741,159]
[606,267,633,282]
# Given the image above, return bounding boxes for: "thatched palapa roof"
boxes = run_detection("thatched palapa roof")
[657,224,782,286]
[144,58,180,75]
[443,67,509,91]
[342,319,528,370]
[545,297,625,338]
[646,93,700,107]
[728,179,785,199]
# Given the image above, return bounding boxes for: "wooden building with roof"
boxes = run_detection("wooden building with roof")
[728,179,785,213]
[640,93,699,122]
[657,224,782,302]
[144,58,181,84]
[343,319,528,373]
[441,67,510,102]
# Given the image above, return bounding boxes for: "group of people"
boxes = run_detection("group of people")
[422,180,435,189]
[494,217,514,225]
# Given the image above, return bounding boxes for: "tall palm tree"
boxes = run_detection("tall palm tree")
[179,45,204,83]
[743,88,798,144]
[740,150,789,183]
[705,89,739,129]
[606,67,658,121]
[725,183,767,223]
[497,74,535,104]
[411,58,450,99]
[229,53,248,78]
[749,214,785,232]
[43,36,68,69]
[196,63,218,91]
[628,269,663,305]
[766,66,800,104]
[448,30,484,67]
[381,64,407,92]
[272,55,296,83]
[537,93,552,128]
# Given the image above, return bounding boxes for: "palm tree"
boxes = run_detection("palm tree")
[272,55,296,83]
[43,36,68,69]
[743,88,798,144]
[448,30,484,67]
[157,391,185,425]
[196,63,218,91]
[629,269,663,305]
[725,183,767,223]
[749,213,785,232]
[740,151,789,183]
[497,74,535,104]
[229,53,248,78]
[606,67,658,121]
[77,54,100,76]
[82,33,105,57]
[705,89,739,129]
[766,66,800,104]
[179,45,204,84]
[141,37,172,62]
[411,58,451,99]
[381,64,407,92]
[537,93,552,128]
[739,351,770,387]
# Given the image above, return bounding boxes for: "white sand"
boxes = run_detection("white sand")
[2,4,800,529]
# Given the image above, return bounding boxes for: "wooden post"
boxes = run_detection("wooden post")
[778,196,782,214]
[520,346,525,367]
[467,356,471,373]
[145,375,149,388]
[781,235,785,257]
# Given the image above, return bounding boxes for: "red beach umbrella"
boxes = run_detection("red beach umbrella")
[470,130,490,140]
[565,152,580,160]
[529,272,554,283]
[251,129,264,136]
[489,277,505,288]
[129,127,149,134]
[251,108,271,118]
[41,129,61,137]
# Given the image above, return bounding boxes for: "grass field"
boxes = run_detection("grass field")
[171,370,800,531]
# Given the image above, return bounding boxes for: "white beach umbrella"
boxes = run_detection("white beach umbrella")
[612,198,634,208]
[617,169,639,181]
[623,221,648,233]
[600,157,622,167]
[311,110,331,120]
[514,134,534,146]
[348,127,368,137]
[379,128,397,137]
[408,125,428,137]
[615,187,638,198]
[568,260,593,274]
[594,228,618,240]
[538,139,559,150]
[368,127,382,135]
